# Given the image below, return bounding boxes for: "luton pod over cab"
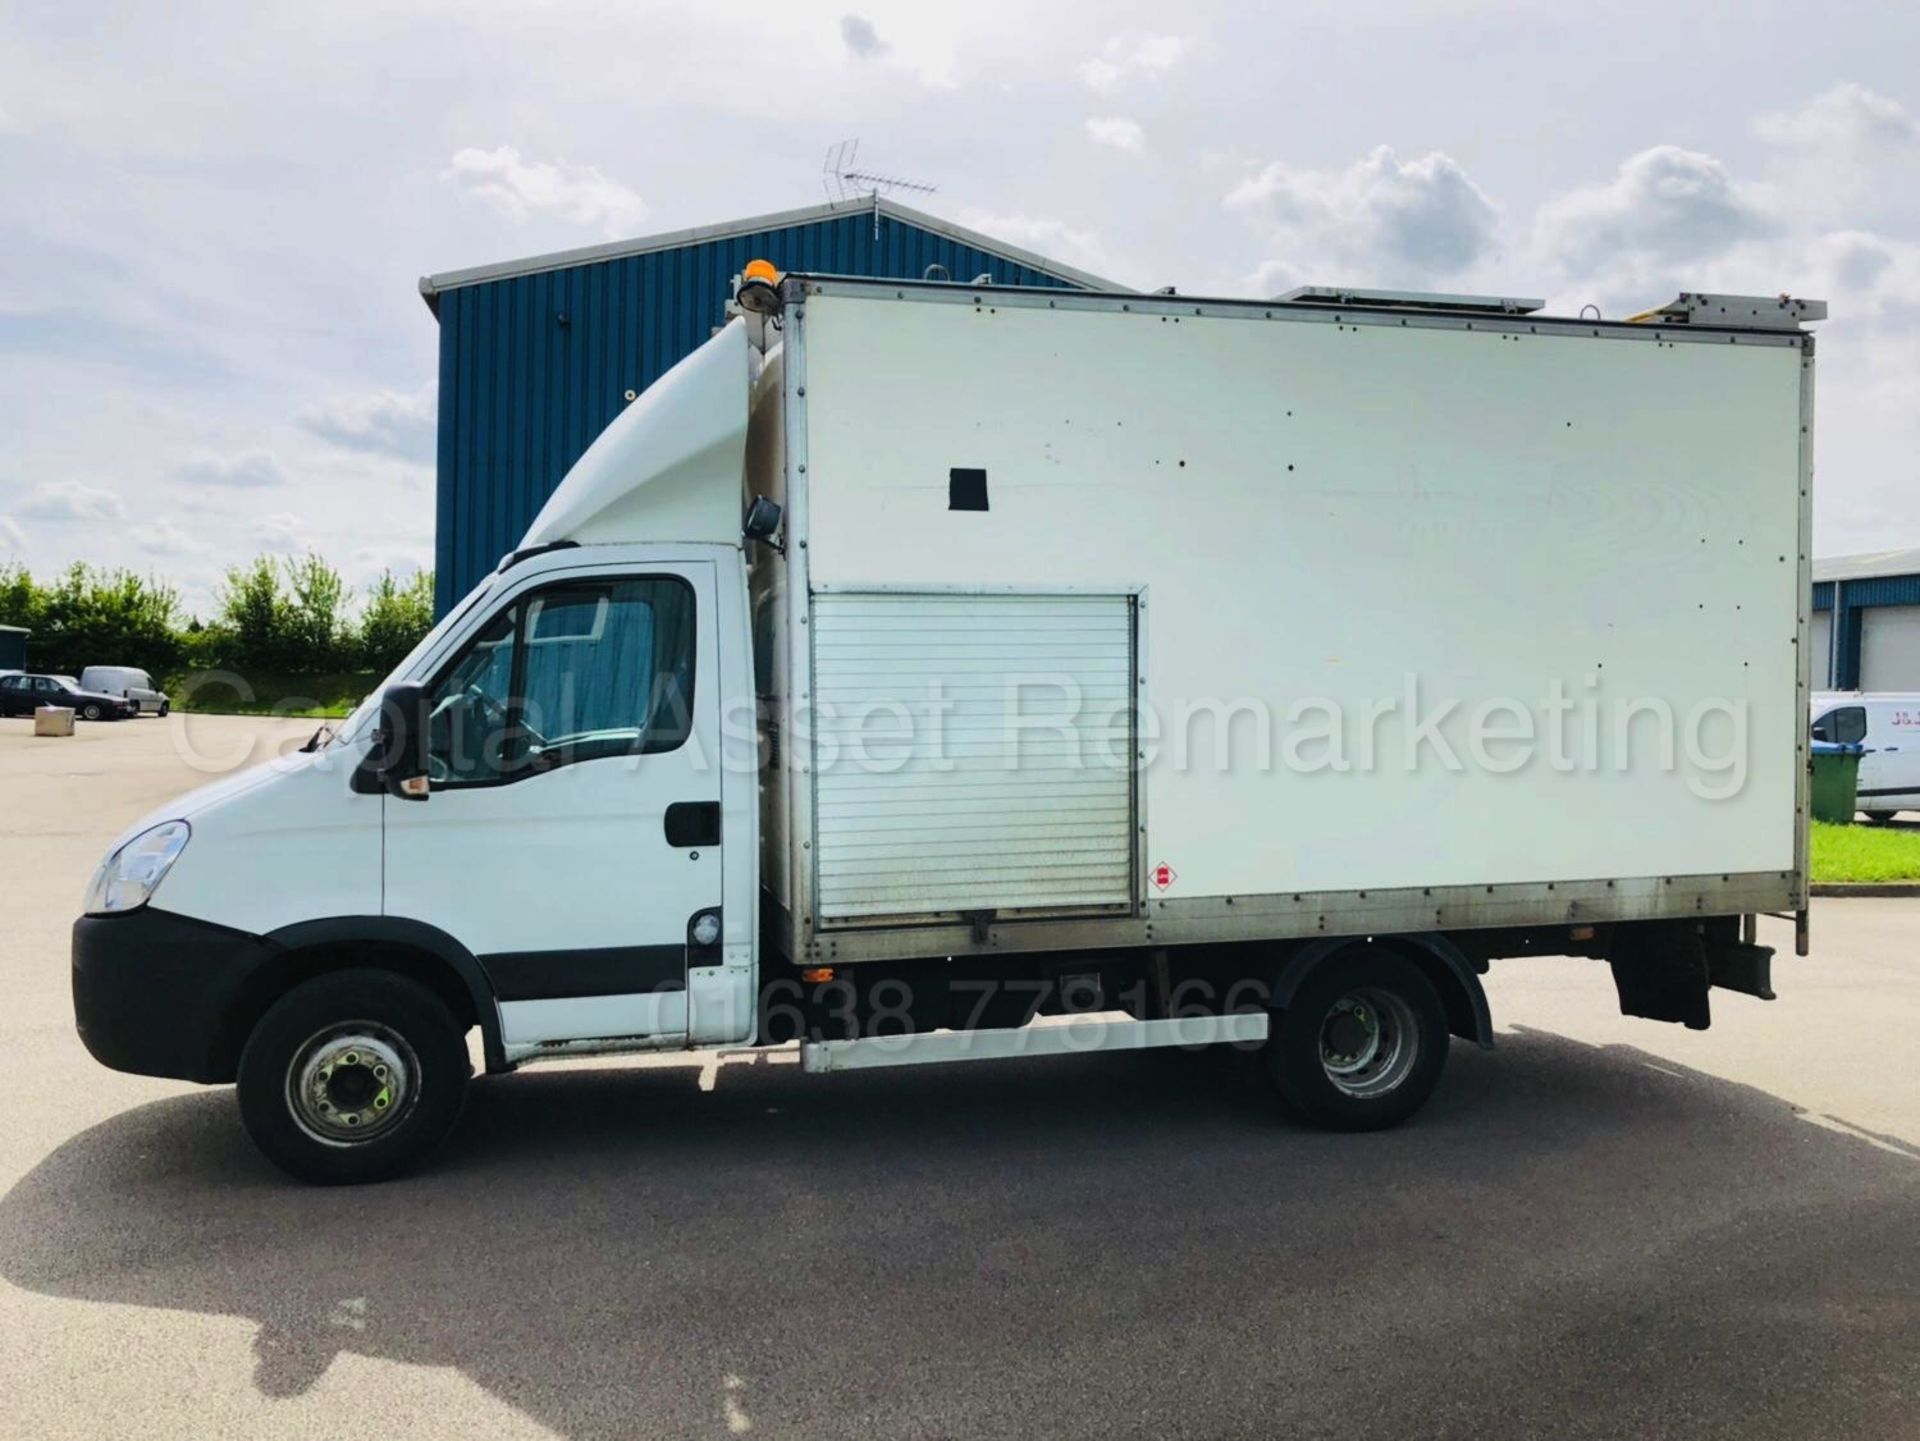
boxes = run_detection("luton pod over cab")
[72,273,1822,1183]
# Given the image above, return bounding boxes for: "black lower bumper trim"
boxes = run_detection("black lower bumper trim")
[72,909,272,1083]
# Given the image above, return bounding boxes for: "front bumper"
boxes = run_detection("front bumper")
[72,909,271,1082]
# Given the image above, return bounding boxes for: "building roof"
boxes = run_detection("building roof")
[418,195,1122,311]
[1813,549,1920,583]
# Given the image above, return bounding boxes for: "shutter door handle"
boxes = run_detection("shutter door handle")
[664,801,721,848]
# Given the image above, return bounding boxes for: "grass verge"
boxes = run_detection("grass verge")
[165,671,377,719]
[1810,819,1920,884]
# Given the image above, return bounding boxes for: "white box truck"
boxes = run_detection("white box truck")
[72,274,1821,1183]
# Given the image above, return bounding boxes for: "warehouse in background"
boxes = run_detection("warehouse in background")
[419,197,1114,612]
[1813,549,1920,690]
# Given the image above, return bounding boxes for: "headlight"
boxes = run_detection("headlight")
[84,821,191,915]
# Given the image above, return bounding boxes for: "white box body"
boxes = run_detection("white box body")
[749,281,1811,964]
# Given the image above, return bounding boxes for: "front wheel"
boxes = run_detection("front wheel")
[80,702,103,721]
[1265,949,1449,1131]
[158,701,170,717]
[1865,810,1898,824]
[237,969,470,1184]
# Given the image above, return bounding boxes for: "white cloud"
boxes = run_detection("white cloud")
[1755,83,1917,154]
[352,541,433,579]
[840,14,888,59]
[251,512,305,553]
[174,448,289,489]
[1085,117,1145,153]
[1228,146,1499,288]
[1079,34,1191,93]
[0,515,24,549]
[132,516,209,556]
[17,479,125,522]
[1753,84,1920,224]
[300,382,436,463]
[443,146,647,238]
[1531,145,1775,279]
[956,209,1115,280]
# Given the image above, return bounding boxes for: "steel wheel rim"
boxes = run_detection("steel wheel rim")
[286,1022,419,1146]
[1318,987,1418,1099]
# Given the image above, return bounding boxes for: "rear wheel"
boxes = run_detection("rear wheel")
[1265,948,1449,1131]
[237,969,470,1184]
[1865,809,1898,824]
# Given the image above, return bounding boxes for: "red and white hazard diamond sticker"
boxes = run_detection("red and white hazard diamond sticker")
[1150,862,1178,892]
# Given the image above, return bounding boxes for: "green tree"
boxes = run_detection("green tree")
[0,561,45,634]
[283,553,351,671]
[28,563,181,678]
[212,555,291,671]
[358,568,436,673]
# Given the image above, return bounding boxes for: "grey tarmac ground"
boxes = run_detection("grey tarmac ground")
[1,713,1916,1440]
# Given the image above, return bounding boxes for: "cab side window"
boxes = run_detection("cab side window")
[1812,706,1867,744]
[424,576,696,788]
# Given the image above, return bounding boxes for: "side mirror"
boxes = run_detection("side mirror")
[743,496,784,548]
[373,682,432,800]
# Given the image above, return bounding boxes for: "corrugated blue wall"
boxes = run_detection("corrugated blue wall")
[1817,573,1920,689]
[432,210,1086,612]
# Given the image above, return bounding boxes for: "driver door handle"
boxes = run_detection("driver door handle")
[664,802,720,848]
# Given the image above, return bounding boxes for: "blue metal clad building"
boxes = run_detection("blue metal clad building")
[420,197,1115,612]
[1811,550,1920,691]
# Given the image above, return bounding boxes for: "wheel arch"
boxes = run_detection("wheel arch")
[1271,933,1493,1049]
[208,917,508,1082]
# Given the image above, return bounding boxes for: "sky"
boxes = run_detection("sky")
[1,0,1917,618]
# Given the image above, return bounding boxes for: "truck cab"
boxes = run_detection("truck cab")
[73,322,766,1182]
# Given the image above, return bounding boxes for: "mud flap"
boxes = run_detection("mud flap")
[1706,941,1776,1001]
[1608,921,1712,1031]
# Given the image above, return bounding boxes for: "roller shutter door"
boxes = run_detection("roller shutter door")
[811,592,1135,923]
[1810,610,1833,688]
[1861,604,1920,691]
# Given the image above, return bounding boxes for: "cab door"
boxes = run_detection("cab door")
[382,562,722,1053]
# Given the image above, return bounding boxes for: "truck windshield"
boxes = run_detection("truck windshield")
[325,577,497,748]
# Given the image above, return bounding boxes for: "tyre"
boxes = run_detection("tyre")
[158,701,171,717]
[237,969,470,1184]
[1264,948,1449,1131]
[1865,810,1897,824]
[81,702,103,721]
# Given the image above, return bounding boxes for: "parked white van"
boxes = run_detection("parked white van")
[79,666,169,716]
[1810,692,1920,820]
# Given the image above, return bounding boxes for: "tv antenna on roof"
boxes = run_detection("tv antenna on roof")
[821,140,936,205]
